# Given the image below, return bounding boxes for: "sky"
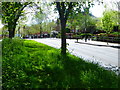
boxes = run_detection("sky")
[0,0,119,28]
[90,3,105,17]
[0,20,3,29]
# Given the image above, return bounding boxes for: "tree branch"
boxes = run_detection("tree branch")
[14,2,31,23]
[61,2,65,18]
[65,2,73,22]
[56,2,62,19]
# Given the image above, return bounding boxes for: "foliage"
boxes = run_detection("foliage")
[0,28,2,34]
[1,26,9,37]
[97,32,120,37]
[33,9,46,25]
[2,38,119,88]
[95,17,103,30]
[73,33,92,39]
[56,33,61,38]
[42,22,56,33]
[102,10,119,34]
[77,13,96,32]
[23,24,42,35]
[32,2,47,25]
[110,32,120,36]
[66,1,96,33]
[66,28,70,33]
[1,2,32,38]
[23,21,56,35]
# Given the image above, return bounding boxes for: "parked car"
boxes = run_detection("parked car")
[23,35,29,39]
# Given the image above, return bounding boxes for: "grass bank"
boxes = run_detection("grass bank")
[2,38,119,88]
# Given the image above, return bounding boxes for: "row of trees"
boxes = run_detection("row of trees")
[23,21,56,36]
[1,1,92,55]
[1,0,119,55]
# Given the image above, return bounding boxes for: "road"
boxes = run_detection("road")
[30,38,119,67]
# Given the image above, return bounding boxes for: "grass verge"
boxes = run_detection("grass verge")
[2,38,119,88]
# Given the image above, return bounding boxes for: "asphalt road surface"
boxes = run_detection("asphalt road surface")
[30,38,119,67]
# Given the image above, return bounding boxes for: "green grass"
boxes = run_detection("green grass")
[2,38,119,89]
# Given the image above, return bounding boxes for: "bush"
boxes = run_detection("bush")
[56,33,61,38]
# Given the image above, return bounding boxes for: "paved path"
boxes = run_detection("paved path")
[30,38,119,67]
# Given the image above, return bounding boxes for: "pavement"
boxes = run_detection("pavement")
[75,39,120,49]
[0,38,119,47]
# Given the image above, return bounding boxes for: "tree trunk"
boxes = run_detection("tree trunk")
[40,25,42,35]
[8,23,16,38]
[56,2,73,56]
[61,19,66,55]
[9,29,15,38]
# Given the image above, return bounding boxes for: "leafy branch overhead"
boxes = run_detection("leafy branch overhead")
[56,2,73,23]
[2,2,32,38]
[2,2,30,23]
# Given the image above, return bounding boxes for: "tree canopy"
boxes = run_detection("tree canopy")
[102,10,119,33]
[2,2,32,38]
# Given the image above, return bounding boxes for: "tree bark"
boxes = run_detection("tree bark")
[56,2,73,56]
[7,2,30,39]
[8,22,16,38]
[9,29,15,38]
[61,18,66,55]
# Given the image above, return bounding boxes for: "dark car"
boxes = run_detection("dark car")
[23,35,29,39]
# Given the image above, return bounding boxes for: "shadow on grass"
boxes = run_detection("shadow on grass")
[42,54,118,88]
[2,38,119,89]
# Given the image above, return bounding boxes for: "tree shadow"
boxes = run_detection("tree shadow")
[40,54,118,88]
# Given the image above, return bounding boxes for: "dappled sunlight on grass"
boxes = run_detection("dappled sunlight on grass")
[2,38,119,88]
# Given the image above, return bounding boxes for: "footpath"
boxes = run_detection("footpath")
[75,39,120,49]
[74,39,119,75]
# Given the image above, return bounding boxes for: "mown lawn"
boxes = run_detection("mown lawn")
[2,38,119,89]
